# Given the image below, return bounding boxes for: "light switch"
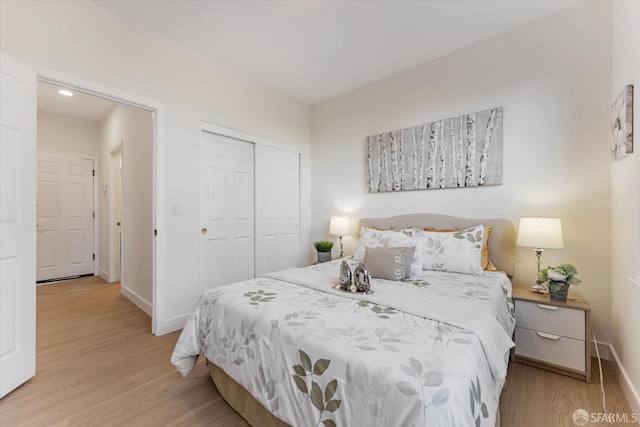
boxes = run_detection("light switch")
[171,202,181,215]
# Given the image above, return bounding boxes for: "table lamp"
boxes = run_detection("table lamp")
[329,215,350,258]
[516,217,564,293]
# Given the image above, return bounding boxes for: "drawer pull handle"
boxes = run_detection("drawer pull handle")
[536,304,558,311]
[536,331,561,340]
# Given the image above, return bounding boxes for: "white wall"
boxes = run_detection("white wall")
[37,110,100,158]
[311,3,613,341]
[610,0,640,413]
[0,0,311,334]
[99,104,154,316]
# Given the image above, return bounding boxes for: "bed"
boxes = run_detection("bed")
[172,214,516,427]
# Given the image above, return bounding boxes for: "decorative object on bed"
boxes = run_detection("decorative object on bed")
[611,84,633,161]
[353,262,371,292]
[171,214,516,427]
[338,260,352,291]
[329,215,350,258]
[314,240,334,263]
[538,263,581,302]
[366,107,503,193]
[516,217,564,294]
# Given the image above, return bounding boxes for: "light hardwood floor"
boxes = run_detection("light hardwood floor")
[0,276,634,426]
[501,358,634,427]
[0,276,249,427]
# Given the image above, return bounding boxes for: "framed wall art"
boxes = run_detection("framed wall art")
[366,107,503,193]
[611,84,633,161]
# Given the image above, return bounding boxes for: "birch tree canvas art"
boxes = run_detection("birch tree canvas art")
[366,107,503,193]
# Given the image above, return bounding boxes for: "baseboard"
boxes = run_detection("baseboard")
[120,285,152,316]
[607,344,640,417]
[591,340,640,415]
[99,269,111,283]
[154,314,189,336]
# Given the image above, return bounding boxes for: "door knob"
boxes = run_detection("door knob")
[117,222,121,226]
[201,228,208,235]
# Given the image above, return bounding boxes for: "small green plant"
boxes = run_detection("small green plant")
[314,240,334,253]
[538,263,581,285]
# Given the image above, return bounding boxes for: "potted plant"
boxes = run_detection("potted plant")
[314,240,334,263]
[537,263,581,302]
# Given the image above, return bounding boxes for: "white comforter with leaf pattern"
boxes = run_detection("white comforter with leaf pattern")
[171,260,515,427]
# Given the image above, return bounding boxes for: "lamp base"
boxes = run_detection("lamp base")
[529,283,547,294]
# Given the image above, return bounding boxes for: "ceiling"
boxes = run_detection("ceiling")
[94,0,581,105]
[38,81,116,122]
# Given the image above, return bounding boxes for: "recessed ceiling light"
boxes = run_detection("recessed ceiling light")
[58,89,74,97]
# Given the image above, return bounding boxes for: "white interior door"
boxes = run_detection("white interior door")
[36,153,94,281]
[200,132,254,291]
[255,145,300,276]
[0,52,37,398]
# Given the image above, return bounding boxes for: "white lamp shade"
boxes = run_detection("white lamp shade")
[329,215,350,236]
[517,217,564,249]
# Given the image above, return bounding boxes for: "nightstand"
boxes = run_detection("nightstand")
[511,284,591,382]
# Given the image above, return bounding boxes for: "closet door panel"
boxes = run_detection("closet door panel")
[200,130,301,290]
[255,145,300,276]
[200,132,254,291]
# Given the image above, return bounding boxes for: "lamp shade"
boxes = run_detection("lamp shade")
[516,217,564,249]
[329,215,350,236]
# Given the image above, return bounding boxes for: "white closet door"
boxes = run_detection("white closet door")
[0,52,36,398]
[200,132,254,291]
[36,153,94,281]
[255,145,300,276]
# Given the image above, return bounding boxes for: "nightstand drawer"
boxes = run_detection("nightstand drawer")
[514,327,586,371]
[515,300,585,340]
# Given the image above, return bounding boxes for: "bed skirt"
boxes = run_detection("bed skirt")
[207,360,290,427]
[207,359,501,427]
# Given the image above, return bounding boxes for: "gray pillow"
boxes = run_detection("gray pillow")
[363,246,415,280]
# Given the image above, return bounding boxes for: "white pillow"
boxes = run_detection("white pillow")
[413,225,485,276]
[384,232,424,278]
[352,227,396,261]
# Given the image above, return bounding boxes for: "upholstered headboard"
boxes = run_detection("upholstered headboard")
[359,214,516,277]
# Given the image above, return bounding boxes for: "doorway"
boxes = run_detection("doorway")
[0,54,165,398]
[35,78,158,331]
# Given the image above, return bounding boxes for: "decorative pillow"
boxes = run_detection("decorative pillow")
[423,225,497,271]
[363,246,415,281]
[413,225,485,275]
[352,227,408,261]
[384,233,425,278]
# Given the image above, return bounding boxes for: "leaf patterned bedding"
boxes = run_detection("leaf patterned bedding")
[171,259,515,427]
